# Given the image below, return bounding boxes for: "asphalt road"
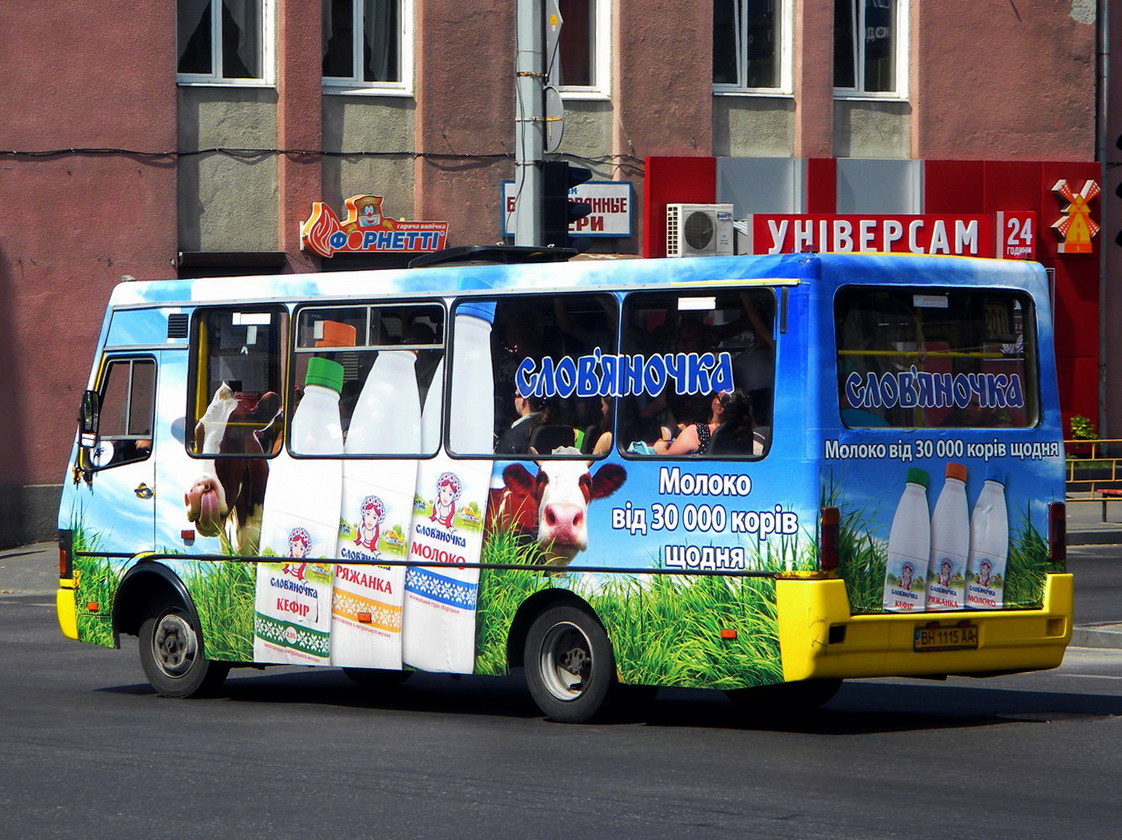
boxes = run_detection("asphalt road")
[5,585,1122,839]
[1069,544,1122,625]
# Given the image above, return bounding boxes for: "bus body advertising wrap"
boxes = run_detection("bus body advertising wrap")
[58,253,1071,721]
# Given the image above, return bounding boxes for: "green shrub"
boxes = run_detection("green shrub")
[1070,414,1097,440]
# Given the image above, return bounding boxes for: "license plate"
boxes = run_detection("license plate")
[914,621,978,652]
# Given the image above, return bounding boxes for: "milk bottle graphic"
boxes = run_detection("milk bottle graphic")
[966,470,1009,609]
[402,302,494,673]
[254,358,344,665]
[332,350,421,670]
[420,358,444,454]
[925,463,970,611]
[882,468,931,612]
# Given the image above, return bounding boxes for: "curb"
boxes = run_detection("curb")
[1071,623,1122,649]
[1068,531,1122,547]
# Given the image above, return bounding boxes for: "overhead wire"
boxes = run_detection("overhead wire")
[0,146,644,171]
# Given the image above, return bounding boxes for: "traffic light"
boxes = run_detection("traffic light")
[1116,181,1122,248]
[1117,134,1122,247]
[541,160,593,248]
[1116,178,1122,248]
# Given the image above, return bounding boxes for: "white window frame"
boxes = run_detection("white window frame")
[833,0,909,101]
[554,0,611,101]
[322,0,414,97]
[176,0,275,87]
[712,0,793,97]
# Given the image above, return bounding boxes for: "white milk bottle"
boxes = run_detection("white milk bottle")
[402,302,495,673]
[882,468,931,612]
[925,462,970,611]
[254,357,344,665]
[333,350,422,670]
[420,357,444,454]
[966,470,1009,610]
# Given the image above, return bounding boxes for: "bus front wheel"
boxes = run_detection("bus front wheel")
[138,597,229,698]
[524,605,617,723]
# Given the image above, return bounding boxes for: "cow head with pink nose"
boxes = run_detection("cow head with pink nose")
[489,453,627,566]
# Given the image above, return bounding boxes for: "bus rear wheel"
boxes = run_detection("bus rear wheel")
[524,605,617,723]
[138,597,229,698]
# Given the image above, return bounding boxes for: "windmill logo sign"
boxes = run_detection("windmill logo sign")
[1051,179,1100,255]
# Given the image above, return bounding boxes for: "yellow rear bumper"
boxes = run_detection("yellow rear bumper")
[56,583,78,640]
[776,573,1072,682]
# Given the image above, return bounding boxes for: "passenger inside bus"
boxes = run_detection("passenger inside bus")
[495,392,552,454]
[653,390,758,456]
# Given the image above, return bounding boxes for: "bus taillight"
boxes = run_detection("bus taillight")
[1049,501,1066,566]
[57,529,73,578]
[821,506,840,571]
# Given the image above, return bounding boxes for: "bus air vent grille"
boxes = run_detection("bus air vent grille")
[167,314,189,339]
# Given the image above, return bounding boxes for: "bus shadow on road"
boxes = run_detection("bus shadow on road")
[100,668,1122,734]
[646,680,1122,735]
[101,667,545,719]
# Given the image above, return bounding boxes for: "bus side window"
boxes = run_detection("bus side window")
[619,288,775,458]
[188,308,287,458]
[293,302,445,456]
[92,357,156,469]
[485,293,619,458]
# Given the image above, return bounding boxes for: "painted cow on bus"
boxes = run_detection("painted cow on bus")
[184,383,282,554]
[488,454,627,566]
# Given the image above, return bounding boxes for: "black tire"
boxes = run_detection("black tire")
[524,604,617,723]
[726,678,842,715]
[138,597,229,698]
[342,667,411,691]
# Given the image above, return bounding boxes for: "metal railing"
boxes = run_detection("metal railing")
[1065,438,1122,520]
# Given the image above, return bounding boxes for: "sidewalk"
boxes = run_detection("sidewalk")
[1065,496,1122,648]
[1065,492,1122,546]
[0,542,56,597]
[5,511,1122,645]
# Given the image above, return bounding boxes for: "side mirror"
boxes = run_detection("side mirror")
[78,390,100,449]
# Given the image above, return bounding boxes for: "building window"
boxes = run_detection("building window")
[712,0,789,93]
[834,0,906,96]
[552,0,610,96]
[177,0,268,82]
[323,0,411,92]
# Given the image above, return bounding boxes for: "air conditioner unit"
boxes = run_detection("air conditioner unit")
[666,204,735,257]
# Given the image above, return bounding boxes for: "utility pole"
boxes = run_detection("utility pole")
[513,0,544,245]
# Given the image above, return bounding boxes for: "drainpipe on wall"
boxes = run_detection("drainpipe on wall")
[1099,0,1110,437]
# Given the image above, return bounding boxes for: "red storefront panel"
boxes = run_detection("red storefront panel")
[642,156,716,258]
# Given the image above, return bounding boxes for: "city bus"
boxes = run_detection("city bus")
[57,250,1072,722]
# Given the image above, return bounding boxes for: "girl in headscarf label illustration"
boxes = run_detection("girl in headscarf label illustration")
[355,494,387,554]
[281,527,312,580]
[430,471,462,530]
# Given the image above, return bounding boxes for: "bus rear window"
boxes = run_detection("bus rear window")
[835,287,1038,429]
